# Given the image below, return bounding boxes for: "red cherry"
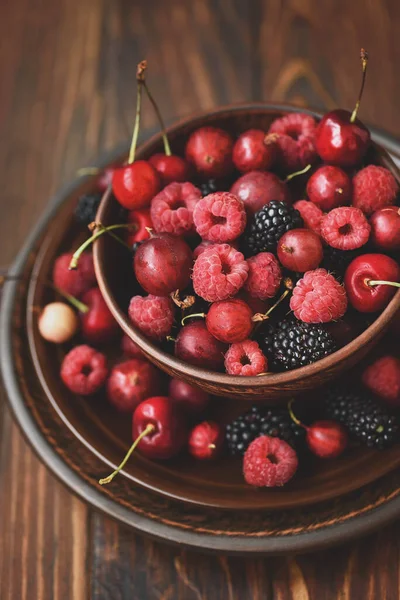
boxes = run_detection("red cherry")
[344,253,400,312]
[315,50,370,167]
[112,161,160,210]
[168,378,210,415]
[306,420,348,458]
[148,153,190,186]
[277,229,323,272]
[175,321,227,370]
[185,126,234,178]
[188,421,223,460]
[132,396,187,460]
[370,206,400,252]
[107,359,160,413]
[126,208,153,246]
[230,171,291,216]
[133,232,193,296]
[232,129,276,173]
[121,334,143,358]
[80,287,119,344]
[306,165,352,211]
[97,167,114,192]
[205,298,253,344]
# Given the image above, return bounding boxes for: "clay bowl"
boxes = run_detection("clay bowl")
[94,103,400,402]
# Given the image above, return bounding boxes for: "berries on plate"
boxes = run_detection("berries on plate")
[61,344,108,395]
[370,206,400,252]
[224,339,267,376]
[290,268,347,323]
[362,355,400,407]
[175,321,227,370]
[277,229,323,272]
[306,165,352,211]
[320,206,371,250]
[352,165,398,216]
[245,252,282,299]
[188,421,223,460]
[150,182,201,236]
[244,200,303,255]
[38,302,79,343]
[232,129,276,173]
[230,171,290,216]
[128,294,175,340]
[53,252,96,298]
[107,358,160,412]
[293,200,324,236]
[193,191,246,243]
[268,112,317,172]
[243,436,298,487]
[344,253,400,312]
[205,298,253,344]
[192,243,248,302]
[185,126,234,178]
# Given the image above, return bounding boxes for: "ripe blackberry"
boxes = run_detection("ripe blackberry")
[259,319,336,371]
[323,387,399,449]
[225,405,305,456]
[199,178,219,197]
[244,201,303,255]
[322,245,365,276]
[74,192,102,226]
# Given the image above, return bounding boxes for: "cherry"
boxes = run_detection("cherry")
[315,49,370,167]
[277,229,323,272]
[134,232,192,296]
[205,298,253,344]
[306,165,352,211]
[80,287,119,344]
[107,358,160,413]
[370,206,400,252]
[344,253,400,312]
[168,378,210,415]
[289,401,348,459]
[175,321,227,370]
[232,129,276,173]
[38,302,79,343]
[112,61,160,210]
[188,421,223,460]
[99,396,187,484]
[230,171,290,216]
[97,167,115,192]
[121,334,143,358]
[126,208,153,246]
[185,126,234,178]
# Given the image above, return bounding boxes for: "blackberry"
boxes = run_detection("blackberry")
[199,178,219,197]
[74,192,102,226]
[225,405,305,456]
[259,319,336,371]
[323,387,399,449]
[243,201,303,255]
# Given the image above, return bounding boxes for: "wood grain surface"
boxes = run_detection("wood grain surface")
[1,0,400,598]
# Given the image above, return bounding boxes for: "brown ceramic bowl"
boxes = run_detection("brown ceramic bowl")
[94,103,400,401]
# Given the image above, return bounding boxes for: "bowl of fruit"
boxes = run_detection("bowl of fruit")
[88,55,400,401]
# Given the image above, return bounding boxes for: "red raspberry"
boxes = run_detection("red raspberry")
[193,192,246,243]
[362,355,400,407]
[224,340,267,376]
[107,358,160,412]
[321,206,371,250]
[193,239,238,260]
[53,252,96,298]
[290,268,347,323]
[243,436,298,487]
[192,244,248,302]
[61,344,108,395]
[121,334,143,358]
[245,252,282,300]
[268,113,317,172]
[150,182,201,236]
[128,294,175,340]
[294,200,324,235]
[353,165,398,216]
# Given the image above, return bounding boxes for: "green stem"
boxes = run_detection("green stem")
[350,48,369,123]
[128,79,143,164]
[181,312,206,327]
[143,81,171,156]
[69,224,137,270]
[76,167,101,177]
[288,399,304,428]
[285,164,312,183]
[99,423,155,485]
[51,285,89,313]
[367,280,400,289]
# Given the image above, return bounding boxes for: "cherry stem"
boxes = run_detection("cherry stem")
[128,61,146,165]
[208,443,216,450]
[170,290,196,310]
[288,399,306,429]
[99,423,155,485]
[77,167,102,177]
[181,312,206,327]
[166,335,176,342]
[69,223,137,270]
[350,48,369,123]
[367,279,400,289]
[143,81,171,156]
[285,164,312,183]
[252,279,293,322]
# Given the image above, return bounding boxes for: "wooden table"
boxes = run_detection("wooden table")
[1,1,400,598]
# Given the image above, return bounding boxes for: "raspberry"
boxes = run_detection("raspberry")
[192,244,248,302]
[268,113,317,172]
[353,165,399,216]
[290,268,347,323]
[321,206,370,250]
[150,182,201,236]
[61,344,108,395]
[362,355,400,407]
[293,200,324,235]
[193,240,238,260]
[224,340,267,376]
[193,192,246,242]
[128,294,175,340]
[53,252,96,298]
[243,436,298,487]
[245,252,282,300]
